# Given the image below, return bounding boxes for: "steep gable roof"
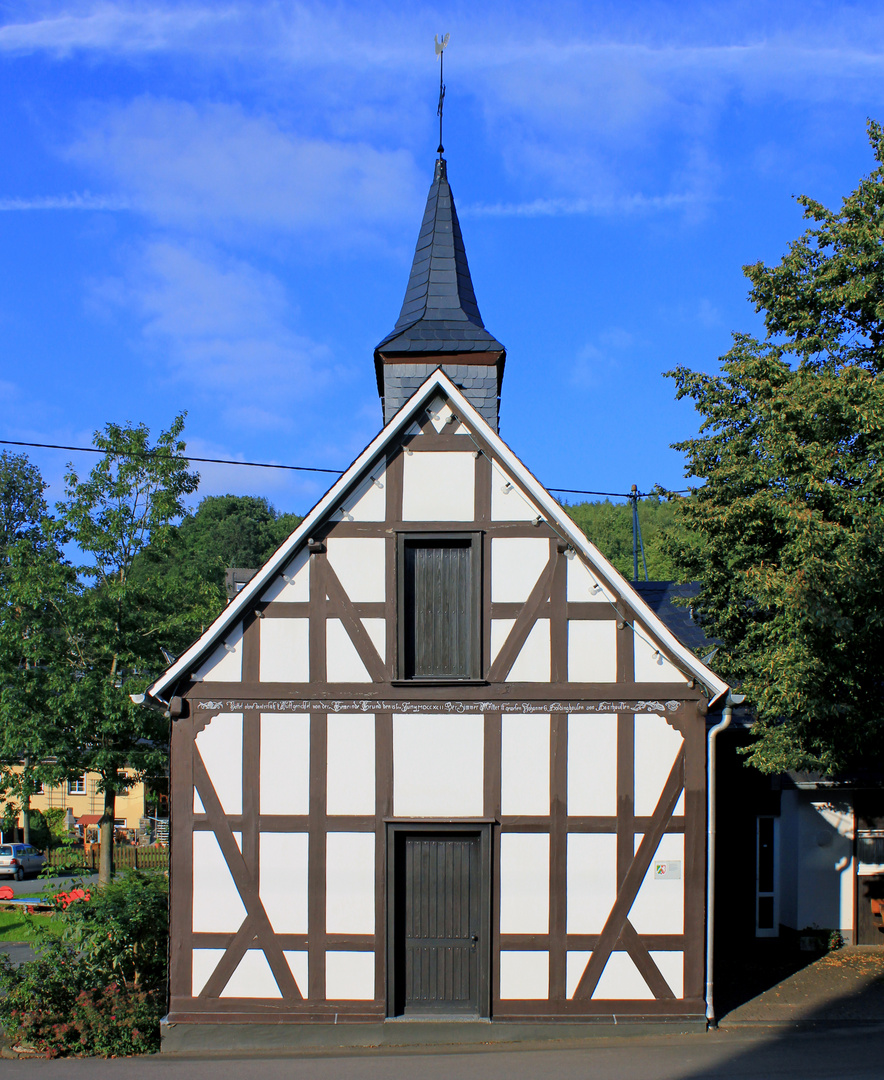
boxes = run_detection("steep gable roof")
[146,370,728,706]
[374,158,505,358]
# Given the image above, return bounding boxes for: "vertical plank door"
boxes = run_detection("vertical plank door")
[402,834,480,1014]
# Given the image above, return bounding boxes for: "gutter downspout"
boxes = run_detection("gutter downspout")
[706,691,745,1028]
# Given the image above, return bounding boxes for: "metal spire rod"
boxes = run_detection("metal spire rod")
[435,33,449,155]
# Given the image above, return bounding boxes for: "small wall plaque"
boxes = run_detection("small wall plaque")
[654,860,681,880]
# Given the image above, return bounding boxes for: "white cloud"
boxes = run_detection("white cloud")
[66,98,423,241]
[0,192,128,211]
[462,192,697,218]
[0,4,230,55]
[93,239,331,406]
[10,6,884,222]
[572,328,639,389]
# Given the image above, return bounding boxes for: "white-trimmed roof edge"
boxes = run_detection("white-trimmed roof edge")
[147,369,728,706]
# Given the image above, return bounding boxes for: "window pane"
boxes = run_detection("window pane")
[758,816,775,893]
[404,541,473,678]
[858,835,884,864]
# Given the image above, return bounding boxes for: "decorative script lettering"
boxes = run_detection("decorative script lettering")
[196,698,682,714]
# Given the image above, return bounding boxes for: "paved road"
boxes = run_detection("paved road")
[2,1028,884,1079]
[0,873,98,897]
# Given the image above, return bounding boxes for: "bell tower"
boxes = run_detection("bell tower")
[374,157,506,430]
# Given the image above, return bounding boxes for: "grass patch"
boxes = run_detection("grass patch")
[0,909,61,943]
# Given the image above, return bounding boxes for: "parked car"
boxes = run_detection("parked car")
[0,844,46,880]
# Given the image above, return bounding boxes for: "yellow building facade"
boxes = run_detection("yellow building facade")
[3,769,148,838]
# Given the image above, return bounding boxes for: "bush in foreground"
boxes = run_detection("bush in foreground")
[0,869,167,1057]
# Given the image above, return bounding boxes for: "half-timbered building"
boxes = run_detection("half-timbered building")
[146,155,729,1049]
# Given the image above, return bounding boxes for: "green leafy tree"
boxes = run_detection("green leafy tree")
[667,120,884,776]
[133,494,301,618]
[56,415,211,884]
[0,453,77,843]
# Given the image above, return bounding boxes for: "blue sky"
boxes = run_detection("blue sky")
[2,1,884,516]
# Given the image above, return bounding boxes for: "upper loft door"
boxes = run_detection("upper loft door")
[390,831,484,1016]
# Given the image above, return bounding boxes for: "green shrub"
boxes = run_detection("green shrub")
[25,809,51,851]
[0,869,168,1056]
[42,808,71,847]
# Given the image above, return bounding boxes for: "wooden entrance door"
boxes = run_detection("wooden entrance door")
[391,832,482,1016]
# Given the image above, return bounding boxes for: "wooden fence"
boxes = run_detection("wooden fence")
[45,846,168,871]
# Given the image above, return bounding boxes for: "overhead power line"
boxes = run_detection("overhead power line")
[0,438,690,498]
[0,439,343,476]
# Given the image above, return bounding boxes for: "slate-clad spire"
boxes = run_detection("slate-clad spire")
[376,158,504,354]
[375,158,506,430]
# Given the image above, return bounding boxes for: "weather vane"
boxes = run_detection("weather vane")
[435,33,450,156]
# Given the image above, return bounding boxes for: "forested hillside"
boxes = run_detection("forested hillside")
[563,495,686,581]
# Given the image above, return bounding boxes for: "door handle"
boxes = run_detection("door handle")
[470,934,479,944]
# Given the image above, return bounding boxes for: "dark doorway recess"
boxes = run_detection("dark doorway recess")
[387,823,491,1018]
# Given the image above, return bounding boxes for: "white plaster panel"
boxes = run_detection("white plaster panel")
[567,621,617,682]
[362,618,386,663]
[259,618,309,682]
[284,952,309,997]
[325,952,375,1000]
[567,833,617,933]
[809,801,856,935]
[192,831,246,933]
[221,949,281,998]
[507,619,550,682]
[565,554,615,603]
[195,713,242,815]
[326,537,386,602]
[567,713,617,817]
[652,952,684,998]
[634,714,684,817]
[327,713,376,815]
[593,951,653,1000]
[490,619,515,663]
[192,949,224,996]
[426,395,470,435]
[499,952,550,1000]
[630,832,684,934]
[491,538,550,602]
[501,714,550,815]
[791,793,856,935]
[490,460,540,521]
[259,832,309,934]
[326,832,375,934]
[327,619,371,683]
[393,713,484,817]
[402,451,475,521]
[339,466,386,522]
[192,622,243,682]
[566,952,591,999]
[261,548,309,603]
[260,713,310,815]
[634,634,688,683]
[500,833,550,933]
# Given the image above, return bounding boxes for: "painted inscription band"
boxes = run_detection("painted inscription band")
[196,698,682,714]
